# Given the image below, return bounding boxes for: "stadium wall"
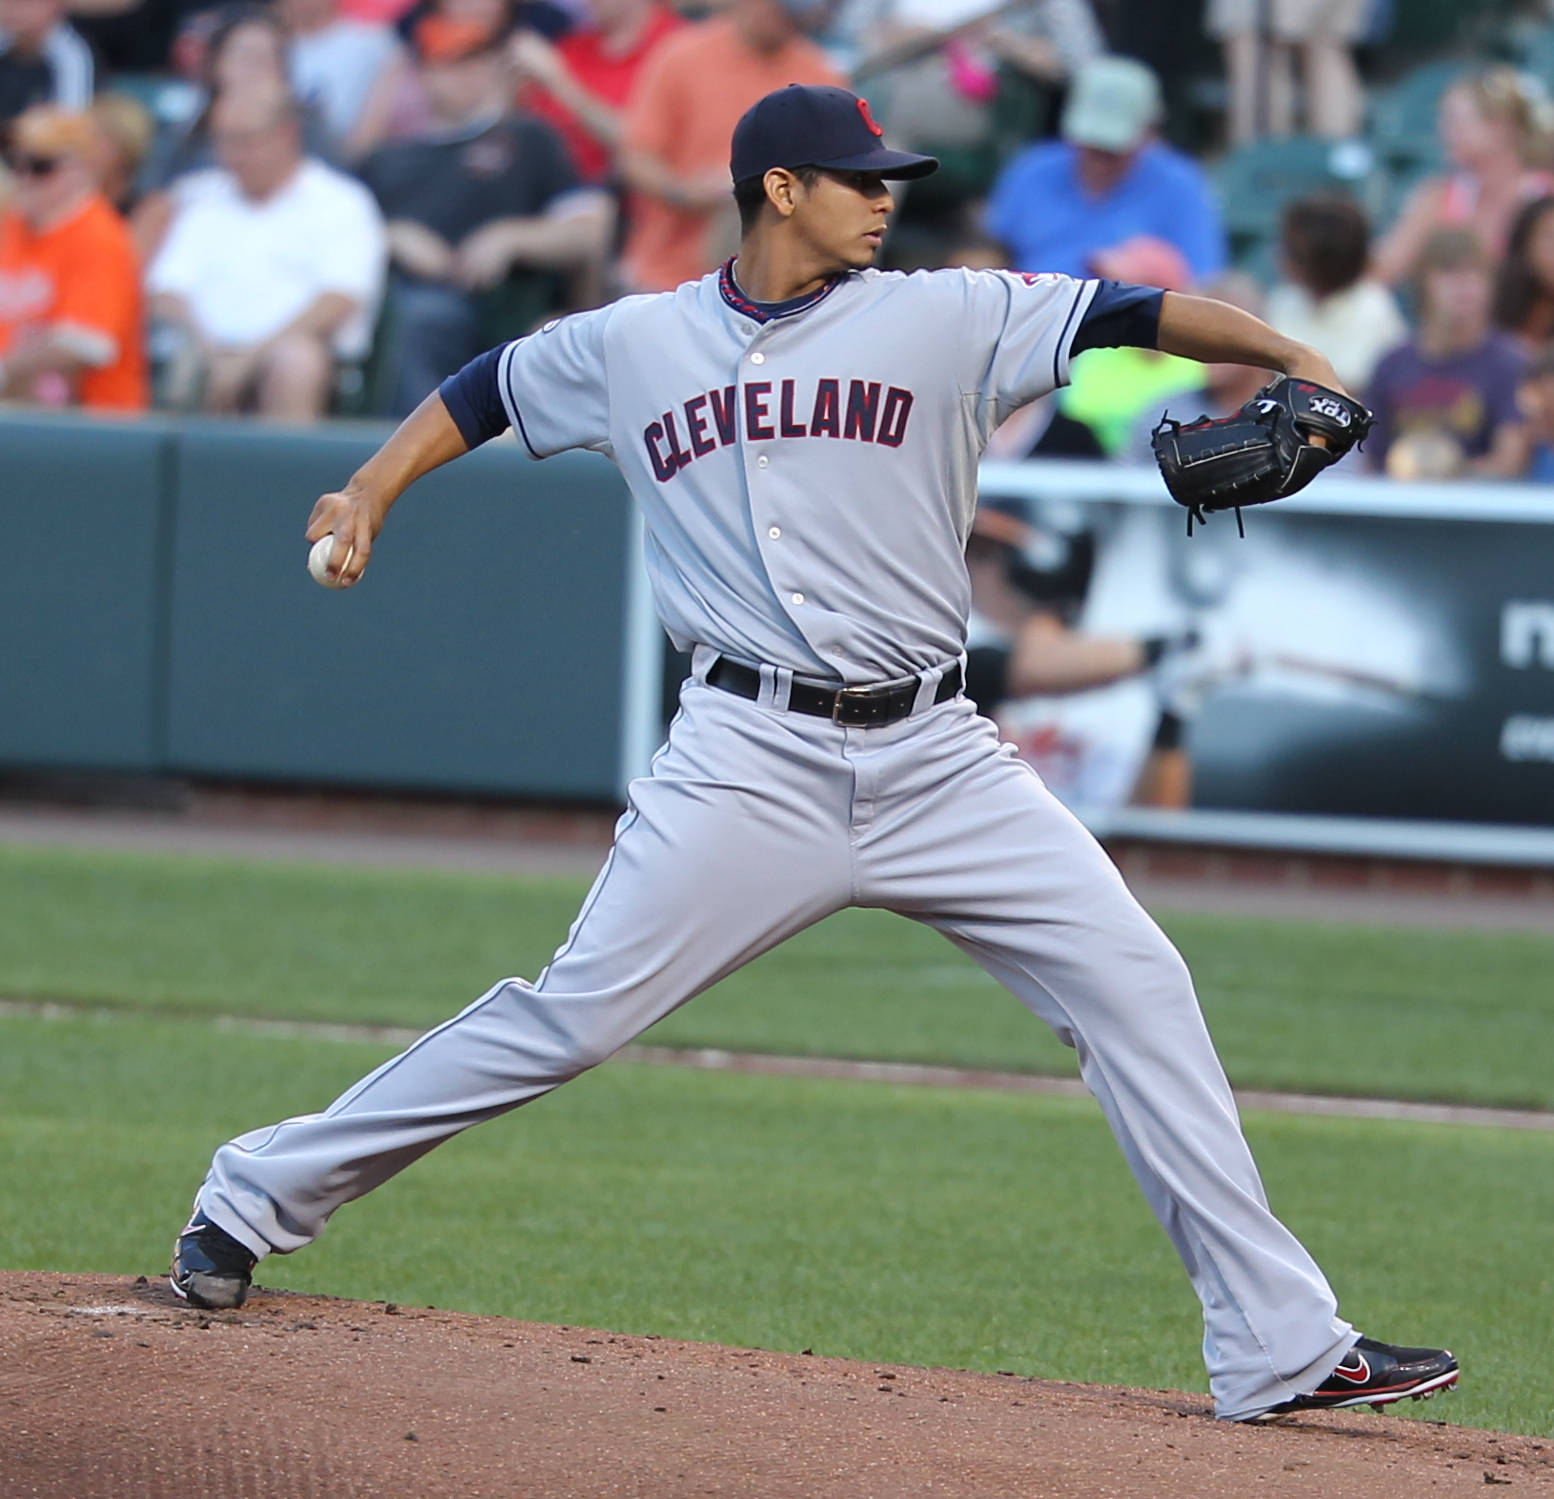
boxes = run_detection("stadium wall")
[0,411,635,802]
[3,413,1553,861]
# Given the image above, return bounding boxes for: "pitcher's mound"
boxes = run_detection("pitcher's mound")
[2,1271,1546,1498]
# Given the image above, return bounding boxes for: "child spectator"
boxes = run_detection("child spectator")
[146,85,386,421]
[1264,195,1406,392]
[1373,67,1554,287]
[0,0,91,124]
[1493,194,1554,357]
[0,107,147,410]
[983,56,1226,284]
[510,0,683,185]
[618,0,844,293]
[360,16,611,413]
[1366,228,1528,479]
[1517,349,1554,481]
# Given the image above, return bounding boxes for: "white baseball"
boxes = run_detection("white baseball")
[307,534,353,589]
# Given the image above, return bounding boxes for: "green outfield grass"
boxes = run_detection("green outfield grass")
[2,843,1552,1107]
[1,1008,1550,1435]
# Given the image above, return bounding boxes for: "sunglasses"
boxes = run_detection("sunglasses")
[5,154,65,177]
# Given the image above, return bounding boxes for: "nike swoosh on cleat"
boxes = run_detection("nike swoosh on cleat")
[1332,1353,1372,1384]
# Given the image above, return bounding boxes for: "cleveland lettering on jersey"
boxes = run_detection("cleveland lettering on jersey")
[644,377,915,482]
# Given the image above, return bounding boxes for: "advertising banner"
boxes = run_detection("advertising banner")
[972,463,1554,828]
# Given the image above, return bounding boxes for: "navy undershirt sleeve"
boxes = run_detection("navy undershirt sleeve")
[1070,280,1165,355]
[438,345,511,450]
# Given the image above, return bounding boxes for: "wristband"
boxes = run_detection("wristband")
[1141,628,1201,668]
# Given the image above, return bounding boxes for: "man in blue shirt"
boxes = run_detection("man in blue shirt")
[984,56,1227,284]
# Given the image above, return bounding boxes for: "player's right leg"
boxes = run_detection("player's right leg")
[175,681,854,1305]
[853,700,1453,1421]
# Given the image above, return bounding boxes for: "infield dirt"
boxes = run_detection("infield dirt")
[3,1271,1549,1499]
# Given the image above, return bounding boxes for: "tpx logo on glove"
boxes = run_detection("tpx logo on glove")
[1308,395,1351,425]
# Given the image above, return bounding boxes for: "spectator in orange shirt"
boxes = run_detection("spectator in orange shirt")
[618,0,843,292]
[0,106,147,410]
[511,0,683,184]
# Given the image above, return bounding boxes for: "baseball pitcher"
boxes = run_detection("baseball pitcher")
[172,85,1455,1424]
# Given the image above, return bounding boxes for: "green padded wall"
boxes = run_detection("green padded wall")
[163,424,633,800]
[0,413,176,771]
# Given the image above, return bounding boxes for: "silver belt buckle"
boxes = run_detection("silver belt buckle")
[832,685,887,726]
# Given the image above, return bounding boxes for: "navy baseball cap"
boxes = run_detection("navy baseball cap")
[730,84,938,185]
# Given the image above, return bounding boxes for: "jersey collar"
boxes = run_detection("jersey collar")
[718,258,846,324]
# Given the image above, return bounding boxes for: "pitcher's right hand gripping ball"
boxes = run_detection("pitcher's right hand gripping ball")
[1151,376,1373,532]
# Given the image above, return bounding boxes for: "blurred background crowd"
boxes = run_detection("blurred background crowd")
[7,0,1554,480]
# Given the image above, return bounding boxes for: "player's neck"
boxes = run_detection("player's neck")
[731,240,842,305]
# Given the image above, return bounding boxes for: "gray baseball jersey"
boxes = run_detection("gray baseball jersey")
[192,260,1355,1421]
[495,264,1099,683]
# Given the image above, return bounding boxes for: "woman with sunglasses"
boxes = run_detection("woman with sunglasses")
[0,104,147,409]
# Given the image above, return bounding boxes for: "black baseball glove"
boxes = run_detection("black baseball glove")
[1151,376,1374,534]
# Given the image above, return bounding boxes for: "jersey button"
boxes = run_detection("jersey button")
[791,592,805,606]
[768,526,781,539]
[756,455,769,468]
[750,351,766,365]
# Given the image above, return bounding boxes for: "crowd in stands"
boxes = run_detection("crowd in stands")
[5,0,1554,482]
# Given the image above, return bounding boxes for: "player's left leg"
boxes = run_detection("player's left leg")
[853,698,1357,1420]
[178,682,855,1299]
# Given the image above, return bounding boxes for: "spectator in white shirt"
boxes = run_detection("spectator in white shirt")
[0,0,92,124]
[146,85,387,421]
[278,0,407,160]
[1263,194,1406,393]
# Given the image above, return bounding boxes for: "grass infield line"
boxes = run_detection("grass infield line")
[7,997,1553,1134]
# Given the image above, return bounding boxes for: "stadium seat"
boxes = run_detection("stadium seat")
[475,270,565,348]
[331,290,400,420]
[100,73,201,127]
[1365,59,1463,175]
[1510,19,1554,76]
[1212,135,1384,257]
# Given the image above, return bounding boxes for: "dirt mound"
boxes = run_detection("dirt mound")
[2,1271,1547,1499]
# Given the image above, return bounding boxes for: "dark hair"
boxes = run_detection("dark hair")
[204,2,288,88]
[1280,195,1369,298]
[1493,194,1554,335]
[733,164,824,234]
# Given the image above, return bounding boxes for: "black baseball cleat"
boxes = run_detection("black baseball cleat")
[170,1211,257,1310]
[1244,1336,1459,1420]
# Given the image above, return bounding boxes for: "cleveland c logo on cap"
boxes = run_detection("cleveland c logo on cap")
[857,97,884,137]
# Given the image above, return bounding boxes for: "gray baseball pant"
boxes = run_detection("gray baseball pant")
[199,666,1354,1420]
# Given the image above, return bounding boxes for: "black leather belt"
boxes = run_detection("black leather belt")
[707,657,963,727]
